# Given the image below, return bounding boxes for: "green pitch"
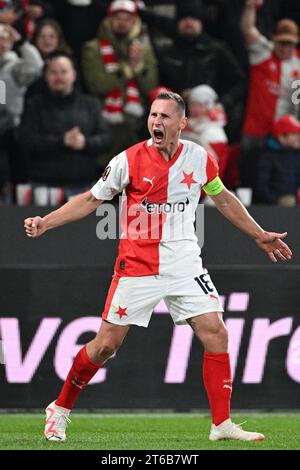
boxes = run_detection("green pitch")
[0,413,299,450]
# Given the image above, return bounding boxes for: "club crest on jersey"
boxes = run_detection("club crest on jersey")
[141,197,190,214]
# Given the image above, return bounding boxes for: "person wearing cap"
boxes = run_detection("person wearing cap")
[240,0,300,190]
[182,84,230,182]
[255,115,300,205]
[82,0,158,164]
[157,0,245,142]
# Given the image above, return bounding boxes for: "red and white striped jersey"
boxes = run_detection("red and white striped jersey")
[243,34,300,137]
[91,139,220,277]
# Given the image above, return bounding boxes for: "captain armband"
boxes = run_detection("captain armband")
[203,176,224,196]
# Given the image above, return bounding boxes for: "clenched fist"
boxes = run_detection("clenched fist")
[24,216,47,238]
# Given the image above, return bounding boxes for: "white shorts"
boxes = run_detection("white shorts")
[102,270,223,327]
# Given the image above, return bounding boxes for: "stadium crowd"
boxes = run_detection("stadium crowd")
[1,0,300,206]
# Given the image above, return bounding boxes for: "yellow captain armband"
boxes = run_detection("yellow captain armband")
[203,176,224,196]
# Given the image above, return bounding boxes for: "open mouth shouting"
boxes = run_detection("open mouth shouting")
[153,128,165,145]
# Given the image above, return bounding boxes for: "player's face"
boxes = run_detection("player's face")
[148,99,187,151]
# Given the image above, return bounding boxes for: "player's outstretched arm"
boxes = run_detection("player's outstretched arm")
[211,187,293,263]
[24,190,102,238]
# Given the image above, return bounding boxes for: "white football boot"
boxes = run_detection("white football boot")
[44,401,71,441]
[209,419,265,441]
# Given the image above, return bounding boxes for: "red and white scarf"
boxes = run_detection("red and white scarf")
[99,39,144,123]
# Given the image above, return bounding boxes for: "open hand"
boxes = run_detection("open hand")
[255,231,292,263]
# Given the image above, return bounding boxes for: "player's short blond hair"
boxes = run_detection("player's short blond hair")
[155,92,186,116]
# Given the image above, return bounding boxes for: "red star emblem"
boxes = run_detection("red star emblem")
[115,306,128,319]
[180,171,198,190]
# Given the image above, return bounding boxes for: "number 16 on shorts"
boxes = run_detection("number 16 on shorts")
[194,273,215,295]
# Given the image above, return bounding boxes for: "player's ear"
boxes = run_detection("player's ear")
[179,117,188,131]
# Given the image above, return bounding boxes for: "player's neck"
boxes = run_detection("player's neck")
[158,141,179,162]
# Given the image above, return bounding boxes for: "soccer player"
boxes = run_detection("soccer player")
[24,92,292,442]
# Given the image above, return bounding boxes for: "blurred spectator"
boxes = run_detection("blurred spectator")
[31,17,71,59]
[0,1,54,38]
[201,0,249,71]
[25,18,72,103]
[52,1,110,66]
[182,85,229,182]
[0,23,43,124]
[256,115,300,205]
[138,1,248,71]
[0,23,43,186]
[19,54,111,203]
[136,0,177,49]
[82,0,158,162]
[157,0,245,142]
[240,0,300,190]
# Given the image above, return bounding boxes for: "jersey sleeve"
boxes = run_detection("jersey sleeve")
[248,33,273,65]
[90,151,129,200]
[202,151,224,196]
